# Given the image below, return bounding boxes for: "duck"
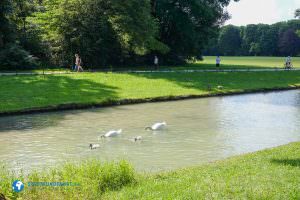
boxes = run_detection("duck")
[89,144,100,150]
[145,122,167,131]
[100,129,122,138]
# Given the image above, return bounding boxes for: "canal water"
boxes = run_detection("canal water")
[0,90,299,172]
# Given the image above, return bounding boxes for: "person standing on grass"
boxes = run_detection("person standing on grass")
[154,55,159,70]
[216,56,221,68]
[75,54,84,72]
[285,56,292,69]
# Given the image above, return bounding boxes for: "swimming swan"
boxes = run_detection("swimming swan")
[100,129,122,138]
[89,144,100,150]
[145,122,167,131]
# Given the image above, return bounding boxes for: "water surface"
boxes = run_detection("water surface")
[0,90,299,172]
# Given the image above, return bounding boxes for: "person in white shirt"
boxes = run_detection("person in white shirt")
[216,56,221,68]
[154,56,159,70]
[285,56,292,69]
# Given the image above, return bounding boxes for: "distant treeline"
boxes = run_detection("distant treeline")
[0,0,239,70]
[204,20,300,57]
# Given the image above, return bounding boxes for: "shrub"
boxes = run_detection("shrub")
[0,43,38,70]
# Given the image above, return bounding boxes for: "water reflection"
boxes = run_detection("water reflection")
[0,90,299,172]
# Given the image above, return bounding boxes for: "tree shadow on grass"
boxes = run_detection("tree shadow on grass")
[271,159,300,167]
[0,74,119,132]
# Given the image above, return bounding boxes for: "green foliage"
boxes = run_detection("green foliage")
[153,0,237,64]
[1,0,239,68]
[205,20,300,56]
[0,160,135,200]
[295,8,300,19]
[0,0,15,47]
[278,29,300,56]
[33,0,168,67]
[218,25,241,55]
[0,43,37,70]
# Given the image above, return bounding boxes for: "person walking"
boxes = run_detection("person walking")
[75,54,84,72]
[216,56,221,68]
[154,55,159,70]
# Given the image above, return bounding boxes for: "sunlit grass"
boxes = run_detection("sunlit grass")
[200,56,300,69]
[0,71,300,113]
[0,160,135,200]
[103,142,300,199]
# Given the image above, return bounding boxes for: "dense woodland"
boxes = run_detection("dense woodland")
[0,0,239,70]
[0,1,299,70]
[204,12,300,56]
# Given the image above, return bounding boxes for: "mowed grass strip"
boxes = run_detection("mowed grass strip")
[103,142,300,200]
[199,56,300,69]
[0,71,300,113]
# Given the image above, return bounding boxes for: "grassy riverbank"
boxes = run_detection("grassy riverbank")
[103,142,300,200]
[0,142,299,199]
[0,160,135,200]
[0,71,300,114]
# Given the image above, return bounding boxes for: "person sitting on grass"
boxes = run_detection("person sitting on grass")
[75,54,84,72]
[216,56,221,68]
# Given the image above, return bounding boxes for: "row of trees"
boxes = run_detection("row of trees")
[0,0,238,69]
[204,11,300,56]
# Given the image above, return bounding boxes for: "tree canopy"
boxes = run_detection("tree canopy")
[0,0,238,69]
[204,20,300,57]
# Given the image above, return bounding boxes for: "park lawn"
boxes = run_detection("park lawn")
[199,56,300,69]
[103,142,300,200]
[1,56,299,72]
[0,71,300,113]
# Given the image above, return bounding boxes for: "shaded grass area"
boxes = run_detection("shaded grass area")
[0,160,135,200]
[103,142,300,199]
[0,71,300,113]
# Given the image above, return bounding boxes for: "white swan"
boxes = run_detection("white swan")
[133,136,142,142]
[89,144,100,150]
[100,129,122,138]
[145,122,167,131]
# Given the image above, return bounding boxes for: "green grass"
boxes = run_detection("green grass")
[199,56,300,69]
[103,142,300,200]
[0,71,300,113]
[0,160,135,200]
[1,56,299,72]
[0,143,299,199]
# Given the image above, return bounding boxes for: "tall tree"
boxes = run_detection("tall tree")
[0,0,15,47]
[218,25,241,56]
[278,29,300,56]
[152,0,238,63]
[295,8,300,19]
[34,0,167,67]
